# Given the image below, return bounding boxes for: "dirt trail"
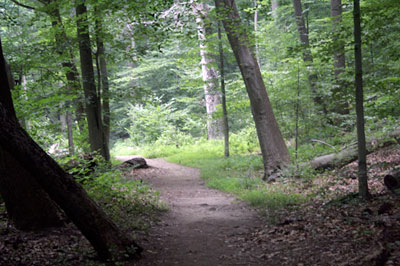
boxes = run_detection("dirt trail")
[116,156,265,266]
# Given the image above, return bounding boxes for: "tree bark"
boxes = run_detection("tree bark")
[75,0,108,159]
[254,0,260,66]
[194,3,224,140]
[217,20,230,157]
[353,0,369,200]
[331,0,345,79]
[95,7,110,161]
[292,0,326,112]
[44,0,85,140]
[0,103,143,259]
[330,0,349,116]
[0,39,63,230]
[306,132,399,171]
[1,40,142,258]
[215,0,290,179]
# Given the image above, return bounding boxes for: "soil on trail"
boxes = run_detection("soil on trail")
[116,156,265,266]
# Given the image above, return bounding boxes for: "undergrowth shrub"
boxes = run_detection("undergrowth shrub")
[58,154,165,232]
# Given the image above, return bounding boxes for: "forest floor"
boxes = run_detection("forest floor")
[1,147,400,265]
[117,148,400,266]
[115,156,266,266]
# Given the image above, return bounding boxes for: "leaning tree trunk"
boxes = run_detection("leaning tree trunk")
[75,0,108,159]
[0,104,143,259]
[0,39,63,230]
[0,42,142,259]
[215,0,290,179]
[292,0,327,113]
[0,148,63,230]
[353,0,369,200]
[194,3,224,140]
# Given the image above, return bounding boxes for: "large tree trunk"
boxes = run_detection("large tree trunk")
[194,3,224,140]
[75,0,108,159]
[0,106,142,259]
[353,0,369,200]
[217,20,230,157]
[0,148,63,230]
[0,39,63,230]
[0,39,142,259]
[214,0,290,179]
[292,0,326,113]
[95,7,110,161]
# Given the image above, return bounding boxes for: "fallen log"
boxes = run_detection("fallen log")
[120,157,148,169]
[305,131,400,171]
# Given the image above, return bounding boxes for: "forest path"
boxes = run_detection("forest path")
[115,156,265,266]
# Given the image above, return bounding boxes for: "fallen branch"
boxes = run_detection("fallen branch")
[311,139,337,152]
[305,130,400,170]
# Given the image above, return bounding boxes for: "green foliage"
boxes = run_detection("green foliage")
[125,99,200,146]
[58,154,165,232]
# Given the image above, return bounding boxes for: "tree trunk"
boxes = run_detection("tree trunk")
[215,0,290,179]
[271,0,279,18]
[0,39,63,230]
[95,7,110,161]
[306,131,399,171]
[217,20,230,158]
[194,3,224,140]
[0,104,143,259]
[45,1,85,136]
[254,0,260,66]
[330,0,349,116]
[75,0,108,159]
[66,110,75,155]
[0,39,142,259]
[331,0,345,78]
[292,0,326,112]
[0,148,63,230]
[353,0,369,200]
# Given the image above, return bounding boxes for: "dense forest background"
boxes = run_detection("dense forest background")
[1,0,400,264]
[2,0,398,159]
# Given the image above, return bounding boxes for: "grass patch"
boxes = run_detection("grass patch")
[112,138,308,224]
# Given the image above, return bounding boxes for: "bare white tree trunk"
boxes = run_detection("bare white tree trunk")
[194,2,223,140]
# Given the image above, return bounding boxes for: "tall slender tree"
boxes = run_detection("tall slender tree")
[330,0,349,116]
[353,0,369,200]
[94,6,111,161]
[217,20,229,157]
[215,0,290,180]
[254,0,260,66]
[292,0,326,113]
[194,2,224,140]
[75,0,108,159]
